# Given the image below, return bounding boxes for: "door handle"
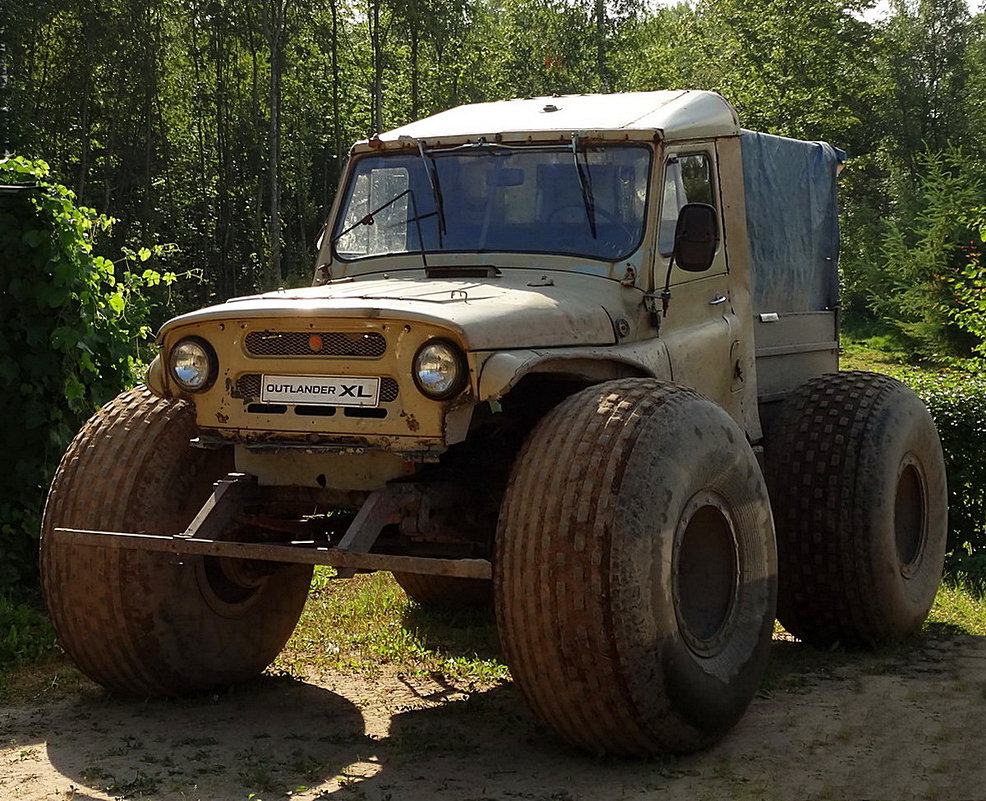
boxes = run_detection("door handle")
[709,295,727,305]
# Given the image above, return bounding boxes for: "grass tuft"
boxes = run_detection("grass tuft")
[275,567,509,684]
[840,337,910,371]
[0,595,58,672]
[927,581,986,636]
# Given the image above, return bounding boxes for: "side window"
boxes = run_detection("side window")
[659,153,714,256]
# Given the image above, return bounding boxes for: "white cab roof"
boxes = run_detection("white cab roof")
[370,91,740,148]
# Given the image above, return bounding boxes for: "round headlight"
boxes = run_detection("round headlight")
[169,337,215,392]
[413,340,466,399]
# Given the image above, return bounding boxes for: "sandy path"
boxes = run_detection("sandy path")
[2,633,985,801]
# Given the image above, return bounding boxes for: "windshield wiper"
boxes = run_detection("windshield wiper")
[418,140,447,247]
[398,136,447,247]
[571,134,597,240]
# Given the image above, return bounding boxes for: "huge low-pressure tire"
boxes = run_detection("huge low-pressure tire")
[41,387,313,696]
[393,572,492,610]
[495,379,777,755]
[765,371,947,647]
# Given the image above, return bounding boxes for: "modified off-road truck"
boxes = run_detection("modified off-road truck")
[43,91,948,755]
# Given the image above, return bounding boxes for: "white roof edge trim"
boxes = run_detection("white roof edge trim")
[361,91,741,150]
[350,129,665,155]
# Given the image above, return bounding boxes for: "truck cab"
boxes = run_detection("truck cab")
[145,91,843,477]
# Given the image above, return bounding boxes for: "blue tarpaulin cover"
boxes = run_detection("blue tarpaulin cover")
[740,130,845,314]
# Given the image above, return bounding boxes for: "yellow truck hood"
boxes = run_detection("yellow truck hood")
[159,271,620,350]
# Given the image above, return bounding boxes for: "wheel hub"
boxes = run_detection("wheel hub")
[672,492,740,657]
[895,454,928,578]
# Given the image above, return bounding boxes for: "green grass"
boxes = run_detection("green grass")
[928,582,986,635]
[277,568,985,691]
[0,595,58,672]
[0,594,70,701]
[275,567,509,684]
[1,566,983,706]
[840,336,980,385]
[839,337,912,374]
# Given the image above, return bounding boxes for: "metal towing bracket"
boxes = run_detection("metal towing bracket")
[55,473,492,580]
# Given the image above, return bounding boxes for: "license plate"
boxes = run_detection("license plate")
[260,375,381,407]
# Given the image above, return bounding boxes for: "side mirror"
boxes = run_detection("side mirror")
[673,203,719,273]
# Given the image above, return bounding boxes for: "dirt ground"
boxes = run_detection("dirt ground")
[2,631,985,801]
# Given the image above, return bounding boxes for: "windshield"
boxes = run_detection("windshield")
[332,144,652,263]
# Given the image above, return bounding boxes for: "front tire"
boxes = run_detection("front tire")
[495,379,777,755]
[41,387,313,696]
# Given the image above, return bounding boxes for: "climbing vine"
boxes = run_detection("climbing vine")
[0,156,182,595]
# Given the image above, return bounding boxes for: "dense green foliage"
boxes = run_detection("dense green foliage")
[865,151,985,359]
[0,157,176,595]
[948,205,986,356]
[907,371,986,581]
[4,0,985,339]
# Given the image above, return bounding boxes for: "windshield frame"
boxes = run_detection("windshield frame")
[328,141,654,268]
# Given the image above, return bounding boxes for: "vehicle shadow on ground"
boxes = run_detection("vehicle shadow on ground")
[323,633,986,801]
[26,676,367,800]
[15,632,986,801]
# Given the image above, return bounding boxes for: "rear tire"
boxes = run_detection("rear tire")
[41,387,313,696]
[393,572,491,609]
[766,371,947,647]
[495,379,777,755]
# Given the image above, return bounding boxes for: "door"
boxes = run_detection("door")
[654,145,739,412]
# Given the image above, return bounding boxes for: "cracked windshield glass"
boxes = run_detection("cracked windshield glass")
[332,145,651,264]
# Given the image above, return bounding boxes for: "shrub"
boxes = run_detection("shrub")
[868,150,983,361]
[947,205,986,357]
[899,368,986,586]
[0,156,175,598]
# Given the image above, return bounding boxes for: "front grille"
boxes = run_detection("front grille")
[237,374,262,397]
[380,378,399,403]
[244,331,386,358]
[236,374,400,403]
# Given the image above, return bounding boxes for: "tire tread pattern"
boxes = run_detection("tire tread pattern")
[497,379,706,754]
[766,370,940,645]
[41,387,310,696]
